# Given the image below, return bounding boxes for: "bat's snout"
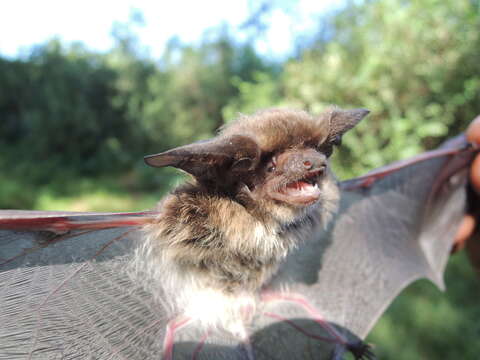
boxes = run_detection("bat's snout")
[278,149,327,176]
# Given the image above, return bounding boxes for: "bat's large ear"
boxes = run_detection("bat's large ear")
[144,135,261,180]
[327,108,370,143]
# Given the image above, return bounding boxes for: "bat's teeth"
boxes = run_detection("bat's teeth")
[275,179,321,205]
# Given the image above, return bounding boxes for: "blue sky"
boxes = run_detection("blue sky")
[0,0,339,59]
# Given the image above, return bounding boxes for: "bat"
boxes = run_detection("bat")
[0,107,476,360]
[135,108,371,359]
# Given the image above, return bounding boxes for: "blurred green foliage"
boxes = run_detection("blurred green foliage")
[1,0,479,358]
[228,0,480,178]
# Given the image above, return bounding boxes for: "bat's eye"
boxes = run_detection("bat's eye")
[267,157,277,172]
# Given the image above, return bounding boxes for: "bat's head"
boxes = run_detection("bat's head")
[145,107,368,222]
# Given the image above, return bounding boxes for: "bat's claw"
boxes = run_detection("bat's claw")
[346,341,376,360]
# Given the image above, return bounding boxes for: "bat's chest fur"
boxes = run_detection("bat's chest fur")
[189,220,291,293]
[144,190,301,295]
[136,188,314,331]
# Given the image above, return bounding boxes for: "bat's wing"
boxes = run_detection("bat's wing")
[0,141,476,360]
[0,211,256,359]
[0,210,173,359]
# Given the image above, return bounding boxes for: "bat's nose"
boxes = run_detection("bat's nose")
[301,152,326,172]
[303,160,313,169]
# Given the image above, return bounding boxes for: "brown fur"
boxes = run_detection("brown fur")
[133,107,368,329]
[221,108,330,153]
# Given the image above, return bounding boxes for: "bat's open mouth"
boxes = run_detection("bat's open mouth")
[271,170,323,206]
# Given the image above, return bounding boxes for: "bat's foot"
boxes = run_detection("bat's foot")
[346,341,376,360]
[261,292,376,359]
